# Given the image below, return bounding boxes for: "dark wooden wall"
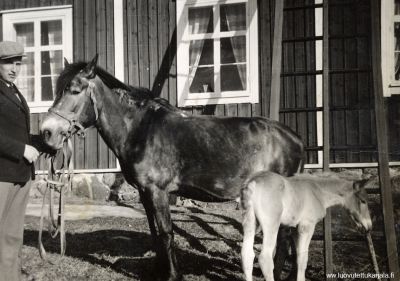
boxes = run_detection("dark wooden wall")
[280,0,378,164]
[0,0,117,170]
[280,0,319,164]
[328,0,377,163]
[2,0,399,168]
[70,0,117,169]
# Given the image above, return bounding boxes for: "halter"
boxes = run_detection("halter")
[48,81,98,138]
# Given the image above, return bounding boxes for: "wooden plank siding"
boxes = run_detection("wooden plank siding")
[3,0,399,169]
[69,0,117,170]
[328,0,377,163]
[280,0,319,164]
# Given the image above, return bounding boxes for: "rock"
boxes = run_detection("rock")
[102,173,116,187]
[30,176,47,198]
[72,174,92,199]
[90,175,110,200]
[71,174,109,200]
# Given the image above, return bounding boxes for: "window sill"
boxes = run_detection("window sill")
[178,94,258,107]
[28,102,53,113]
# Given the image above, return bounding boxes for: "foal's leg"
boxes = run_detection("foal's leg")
[147,185,180,281]
[241,204,257,281]
[258,212,281,281]
[295,223,315,281]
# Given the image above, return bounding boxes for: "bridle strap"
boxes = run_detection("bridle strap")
[48,81,98,138]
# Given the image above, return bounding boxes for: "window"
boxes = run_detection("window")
[382,0,400,96]
[176,0,258,107]
[2,6,72,112]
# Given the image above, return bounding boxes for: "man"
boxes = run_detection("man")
[0,41,51,281]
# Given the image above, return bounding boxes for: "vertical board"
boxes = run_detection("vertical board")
[84,0,98,169]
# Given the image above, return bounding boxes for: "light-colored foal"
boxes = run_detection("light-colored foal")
[240,171,372,281]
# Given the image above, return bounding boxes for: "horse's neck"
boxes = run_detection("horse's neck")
[92,79,142,158]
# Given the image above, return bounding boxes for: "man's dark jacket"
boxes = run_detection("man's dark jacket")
[0,81,46,183]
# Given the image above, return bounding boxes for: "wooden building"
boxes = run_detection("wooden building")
[1,0,397,172]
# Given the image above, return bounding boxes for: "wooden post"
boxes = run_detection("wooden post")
[370,0,400,279]
[322,0,334,279]
[269,0,284,120]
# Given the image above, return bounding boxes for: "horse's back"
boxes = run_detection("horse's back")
[134,112,304,200]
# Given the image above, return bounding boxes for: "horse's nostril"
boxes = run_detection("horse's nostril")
[42,129,51,141]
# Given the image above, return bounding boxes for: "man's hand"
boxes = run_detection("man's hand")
[23,145,39,163]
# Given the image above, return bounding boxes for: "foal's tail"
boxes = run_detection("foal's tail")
[240,180,256,210]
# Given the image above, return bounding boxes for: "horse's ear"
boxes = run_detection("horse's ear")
[84,54,98,79]
[64,57,70,67]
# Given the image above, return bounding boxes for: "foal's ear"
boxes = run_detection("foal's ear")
[84,54,99,79]
[64,57,70,67]
[353,178,369,191]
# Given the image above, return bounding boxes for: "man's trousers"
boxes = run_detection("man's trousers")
[0,181,31,281]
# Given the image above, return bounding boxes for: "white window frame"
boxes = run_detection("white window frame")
[1,6,73,113]
[176,0,258,107]
[381,1,400,97]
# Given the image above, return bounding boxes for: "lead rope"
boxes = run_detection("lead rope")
[38,138,74,261]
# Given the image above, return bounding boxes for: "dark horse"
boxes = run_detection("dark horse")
[40,55,304,280]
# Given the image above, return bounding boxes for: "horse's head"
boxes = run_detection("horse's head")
[41,55,100,149]
[345,179,373,233]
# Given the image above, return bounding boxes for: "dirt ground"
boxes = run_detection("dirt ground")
[20,197,393,281]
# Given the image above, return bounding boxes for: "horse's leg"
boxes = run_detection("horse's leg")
[147,185,180,281]
[258,213,281,281]
[295,223,315,281]
[139,189,158,246]
[241,204,256,281]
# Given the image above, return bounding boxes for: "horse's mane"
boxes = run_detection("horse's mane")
[54,61,180,113]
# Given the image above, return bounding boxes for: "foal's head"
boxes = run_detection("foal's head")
[345,179,372,232]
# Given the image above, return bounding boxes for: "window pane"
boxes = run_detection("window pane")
[41,50,63,75]
[190,39,213,66]
[221,65,246,91]
[220,3,246,32]
[395,23,400,80]
[41,20,62,45]
[396,0,400,15]
[14,23,34,47]
[221,36,246,64]
[20,52,34,76]
[189,67,214,93]
[42,76,58,101]
[15,78,34,102]
[189,6,213,34]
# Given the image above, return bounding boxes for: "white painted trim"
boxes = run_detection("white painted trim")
[0,5,72,14]
[114,0,124,171]
[34,162,400,174]
[176,0,258,107]
[381,0,400,97]
[35,167,121,175]
[306,162,400,169]
[114,0,124,82]
[315,2,323,167]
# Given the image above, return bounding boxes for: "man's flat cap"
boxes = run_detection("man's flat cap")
[0,41,25,60]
